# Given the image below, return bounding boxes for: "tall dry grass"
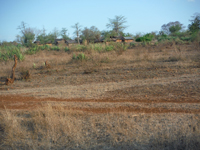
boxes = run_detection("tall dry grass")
[0,103,200,149]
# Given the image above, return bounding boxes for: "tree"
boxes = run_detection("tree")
[72,23,82,44]
[81,26,101,43]
[36,27,48,44]
[17,21,35,45]
[188,13,200,33]
[161,21,184,35]
[52,27,60,39]
[106,15,127,36]
[60,28,70,40]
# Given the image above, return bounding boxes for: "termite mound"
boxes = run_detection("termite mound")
[5,55,17,85]
[45,61,51,69]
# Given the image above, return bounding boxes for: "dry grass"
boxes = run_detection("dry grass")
[0,43,200,149]
[0,104,200,150]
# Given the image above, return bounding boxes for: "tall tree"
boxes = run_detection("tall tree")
[60,28,70,40]
[81,26,101,43]
[17,21,35,45]
[188,13,200,33]
[52,27,60,39]
[106,15,127,36]
[72,23,82,44]
[161,21,184,35]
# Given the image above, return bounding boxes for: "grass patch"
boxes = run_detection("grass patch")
[0,105,199,149]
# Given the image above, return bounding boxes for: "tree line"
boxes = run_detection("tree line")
[12,13,200,46]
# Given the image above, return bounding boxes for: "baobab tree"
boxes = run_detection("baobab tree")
[106,15,127,36]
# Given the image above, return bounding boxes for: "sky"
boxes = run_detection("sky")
[0,0,199,42]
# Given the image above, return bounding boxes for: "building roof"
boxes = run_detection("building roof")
[66,40,77,44]
[55,39,65,42]
[123,37,133,40]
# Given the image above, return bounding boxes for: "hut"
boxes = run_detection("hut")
[122,37,134,43]
[55,39,67,46]
[109,36,123,42]
[65,40,78,47]
[34,41,42,46]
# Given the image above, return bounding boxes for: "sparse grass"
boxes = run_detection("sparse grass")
[0,42,200,149]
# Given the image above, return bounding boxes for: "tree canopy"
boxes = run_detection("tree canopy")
[17,22,36,46]
[106,15,127,36]
[161,21,184,35]
[188,13,200,33]
[81,26,101,43]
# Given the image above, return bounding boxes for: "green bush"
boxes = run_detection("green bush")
[77,53,86,60]
[129,42,136,48]
[136,33,154,42]
[191,31,200,42]
[26,46,40,55]
[93,44,104,52]
[65,47,70,52]
[105,45,114,51]
[0,45,25,61]
[72,53,86,61]
[51,46,60,51]
[180,37,191,41]
[76,45,87,51]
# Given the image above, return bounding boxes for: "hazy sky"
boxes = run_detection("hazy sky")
[0,0,199,42]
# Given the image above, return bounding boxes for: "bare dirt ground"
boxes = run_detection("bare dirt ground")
[0,46,200,114]
[0,44,200,149]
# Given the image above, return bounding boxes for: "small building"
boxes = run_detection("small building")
[34,41,52,46]
[34,41,44,46]
[122,37,134,43]
[109,36,123,42]
[55,39,67,46]
[46,41,52,46]
[65,40,78,46]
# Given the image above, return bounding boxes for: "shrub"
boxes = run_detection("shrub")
[0,45,25,61]
[191,31,200,42]
[105,45,114,51]
[51,46,60,51]
[72,53,86,61]
[181,37,191,41]
[72,53,76,59]
[136,33,154,42]
[77,53,86,60]
[76,45,87,51]
[26,46,40,55]
[129,42,136,48]
[93,44,104,52]
[65,47,70,52]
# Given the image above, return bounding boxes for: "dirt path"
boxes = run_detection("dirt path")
[1,74,200,114]
[1,95,200,114]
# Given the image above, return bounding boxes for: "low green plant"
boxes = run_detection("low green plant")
[0,45,25,61]
[136,33,154,42]
[93,44,104,52]
[76,45,87,51]
[72,53,76,59]
[64,47,70,52]
[72,53,86,61]
[33,63,36,68]
[105,45,114,51]
[26,46,40,55]
[51,46,60,51]
[77,53,86,60]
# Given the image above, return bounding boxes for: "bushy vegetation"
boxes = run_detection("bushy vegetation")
[0,45,24,61]
[72,53,86,61]
[50,46,60,51]
[136,33,154,42]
